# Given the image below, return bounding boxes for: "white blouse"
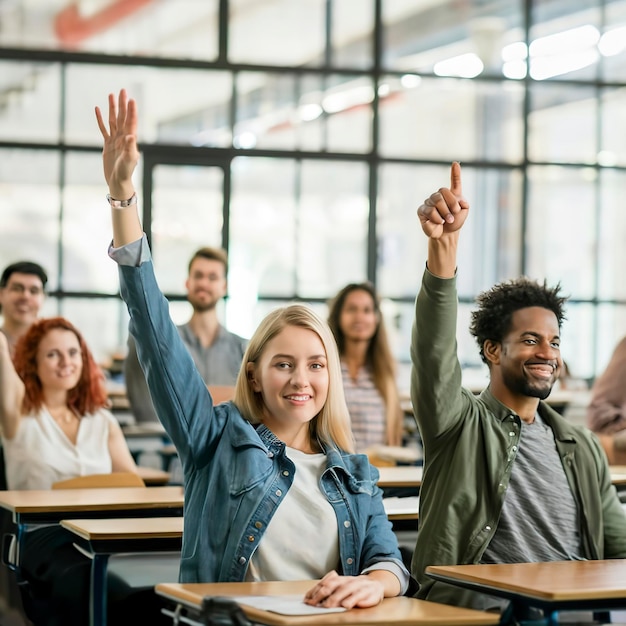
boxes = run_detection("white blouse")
[2,406,116,490]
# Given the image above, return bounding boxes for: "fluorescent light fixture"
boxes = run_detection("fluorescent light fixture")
[529,25,600,57]
[599,27,626,57]
[597,151,617,167]
[322,84,374,114]
[502,60,527,79]
[433,53,484,78]
[530,49,599,80]
[502,41,528,62]
[400,74,421,88]
[233,131,256,149]
[299,103,323,122]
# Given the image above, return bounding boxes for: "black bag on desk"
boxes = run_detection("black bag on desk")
[163,596,252,626]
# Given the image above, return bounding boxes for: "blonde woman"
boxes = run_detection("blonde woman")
[96,89,410,609]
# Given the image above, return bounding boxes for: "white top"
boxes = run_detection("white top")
[2,407,115,490]
[245,446,340,582]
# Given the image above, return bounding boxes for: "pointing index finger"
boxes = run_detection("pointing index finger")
[450,161,462,196]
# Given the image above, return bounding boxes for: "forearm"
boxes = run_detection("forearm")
[111,201,143,247]
[0,337,24,436]
[363,569,402,598]
[426,233,459,278]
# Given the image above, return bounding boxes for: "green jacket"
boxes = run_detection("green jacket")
[411,269,626,609]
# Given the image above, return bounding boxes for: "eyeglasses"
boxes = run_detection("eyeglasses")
[6,283,44,297]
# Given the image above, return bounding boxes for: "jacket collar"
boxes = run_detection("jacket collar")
[478,385,577,445]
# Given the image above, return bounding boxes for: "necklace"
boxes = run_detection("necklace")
[48,406,76,425]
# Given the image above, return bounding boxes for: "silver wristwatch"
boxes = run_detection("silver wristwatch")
[106,192,137,208]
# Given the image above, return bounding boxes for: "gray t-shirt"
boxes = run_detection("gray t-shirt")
[481,412,583,565]
[125,325,247,423]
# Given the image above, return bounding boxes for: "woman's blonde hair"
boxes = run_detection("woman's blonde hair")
[234,304,355,453]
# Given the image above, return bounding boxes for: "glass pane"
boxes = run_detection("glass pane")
[530,2,601,81]
[59,298,129,367]
[595,305,626,381]
[598,169,626,299]
[379,77,524,162]
[528,84,598,164]
[600,87,626,167]
[0,149,61,290]
[62,152,136,293]
[229,0,325,66]
[0,62,61,142]
[151,164,224,293]
[382,0,524,79]
[559,303,595,382]
[601,3,626,82]
[378,163,522,299]
[65,65,232,147]
[298,160,369,298]
[332,0,374,69]
[229,157,297,304]
[526,165,597,299]
[0,1,218,60]
[235,72,371,153]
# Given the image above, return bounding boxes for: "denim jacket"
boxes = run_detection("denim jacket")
[113,239,408,586]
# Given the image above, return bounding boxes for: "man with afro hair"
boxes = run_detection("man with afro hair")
[410,162,626,616]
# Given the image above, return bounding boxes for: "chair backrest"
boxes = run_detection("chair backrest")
[51,472,146,489]
[207,385,235,405]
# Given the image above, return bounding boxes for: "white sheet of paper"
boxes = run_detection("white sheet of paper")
[231,594,348,615]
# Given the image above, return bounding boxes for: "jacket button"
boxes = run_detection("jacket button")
[248,535,255,542]
[239,557,246,564]
[282,470,289,476]
[485,525,491,531]
[276,489,282,497]
[254,521,263,529]
[346,558,354,565]
[344,520,351,528]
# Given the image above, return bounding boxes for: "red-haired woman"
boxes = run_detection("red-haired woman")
[0,317,140,626]
[0,316,136,489]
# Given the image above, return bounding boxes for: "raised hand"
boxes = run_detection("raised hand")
[95,89,139,199]
[417,162,469,239]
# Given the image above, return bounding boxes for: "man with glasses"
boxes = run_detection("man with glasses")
[0,261,48,358]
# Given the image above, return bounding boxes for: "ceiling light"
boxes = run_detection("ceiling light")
[598,27,626,57]
[433,53,484,78]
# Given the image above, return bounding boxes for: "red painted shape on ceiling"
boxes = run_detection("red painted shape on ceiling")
[54,0,155,45]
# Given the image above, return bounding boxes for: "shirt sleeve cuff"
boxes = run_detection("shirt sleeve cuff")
[361,561,409,595]
[108,234,151,266]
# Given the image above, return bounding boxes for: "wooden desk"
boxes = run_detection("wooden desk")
[155,580,500,625]
[383,496,419,521]
[61,517,183,626]
[378,464,626,488]
[0,486,184,599]
[610,466,626,486]
[426,560,626,621]
[135,466,171,486]
[377,466,423,489]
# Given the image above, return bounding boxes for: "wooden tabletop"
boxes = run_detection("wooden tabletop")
[60,516,183,541]
[426,559,626,602]
[155,580,499,625]
[135,466,171,486]
[376,461,626,488]
[0,486,184,515]
[377,466,423,488]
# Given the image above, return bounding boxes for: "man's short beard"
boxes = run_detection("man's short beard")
[503,371,554,401]
[189,299,217,313]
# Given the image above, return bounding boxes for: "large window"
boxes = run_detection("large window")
[1,0,626,385]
